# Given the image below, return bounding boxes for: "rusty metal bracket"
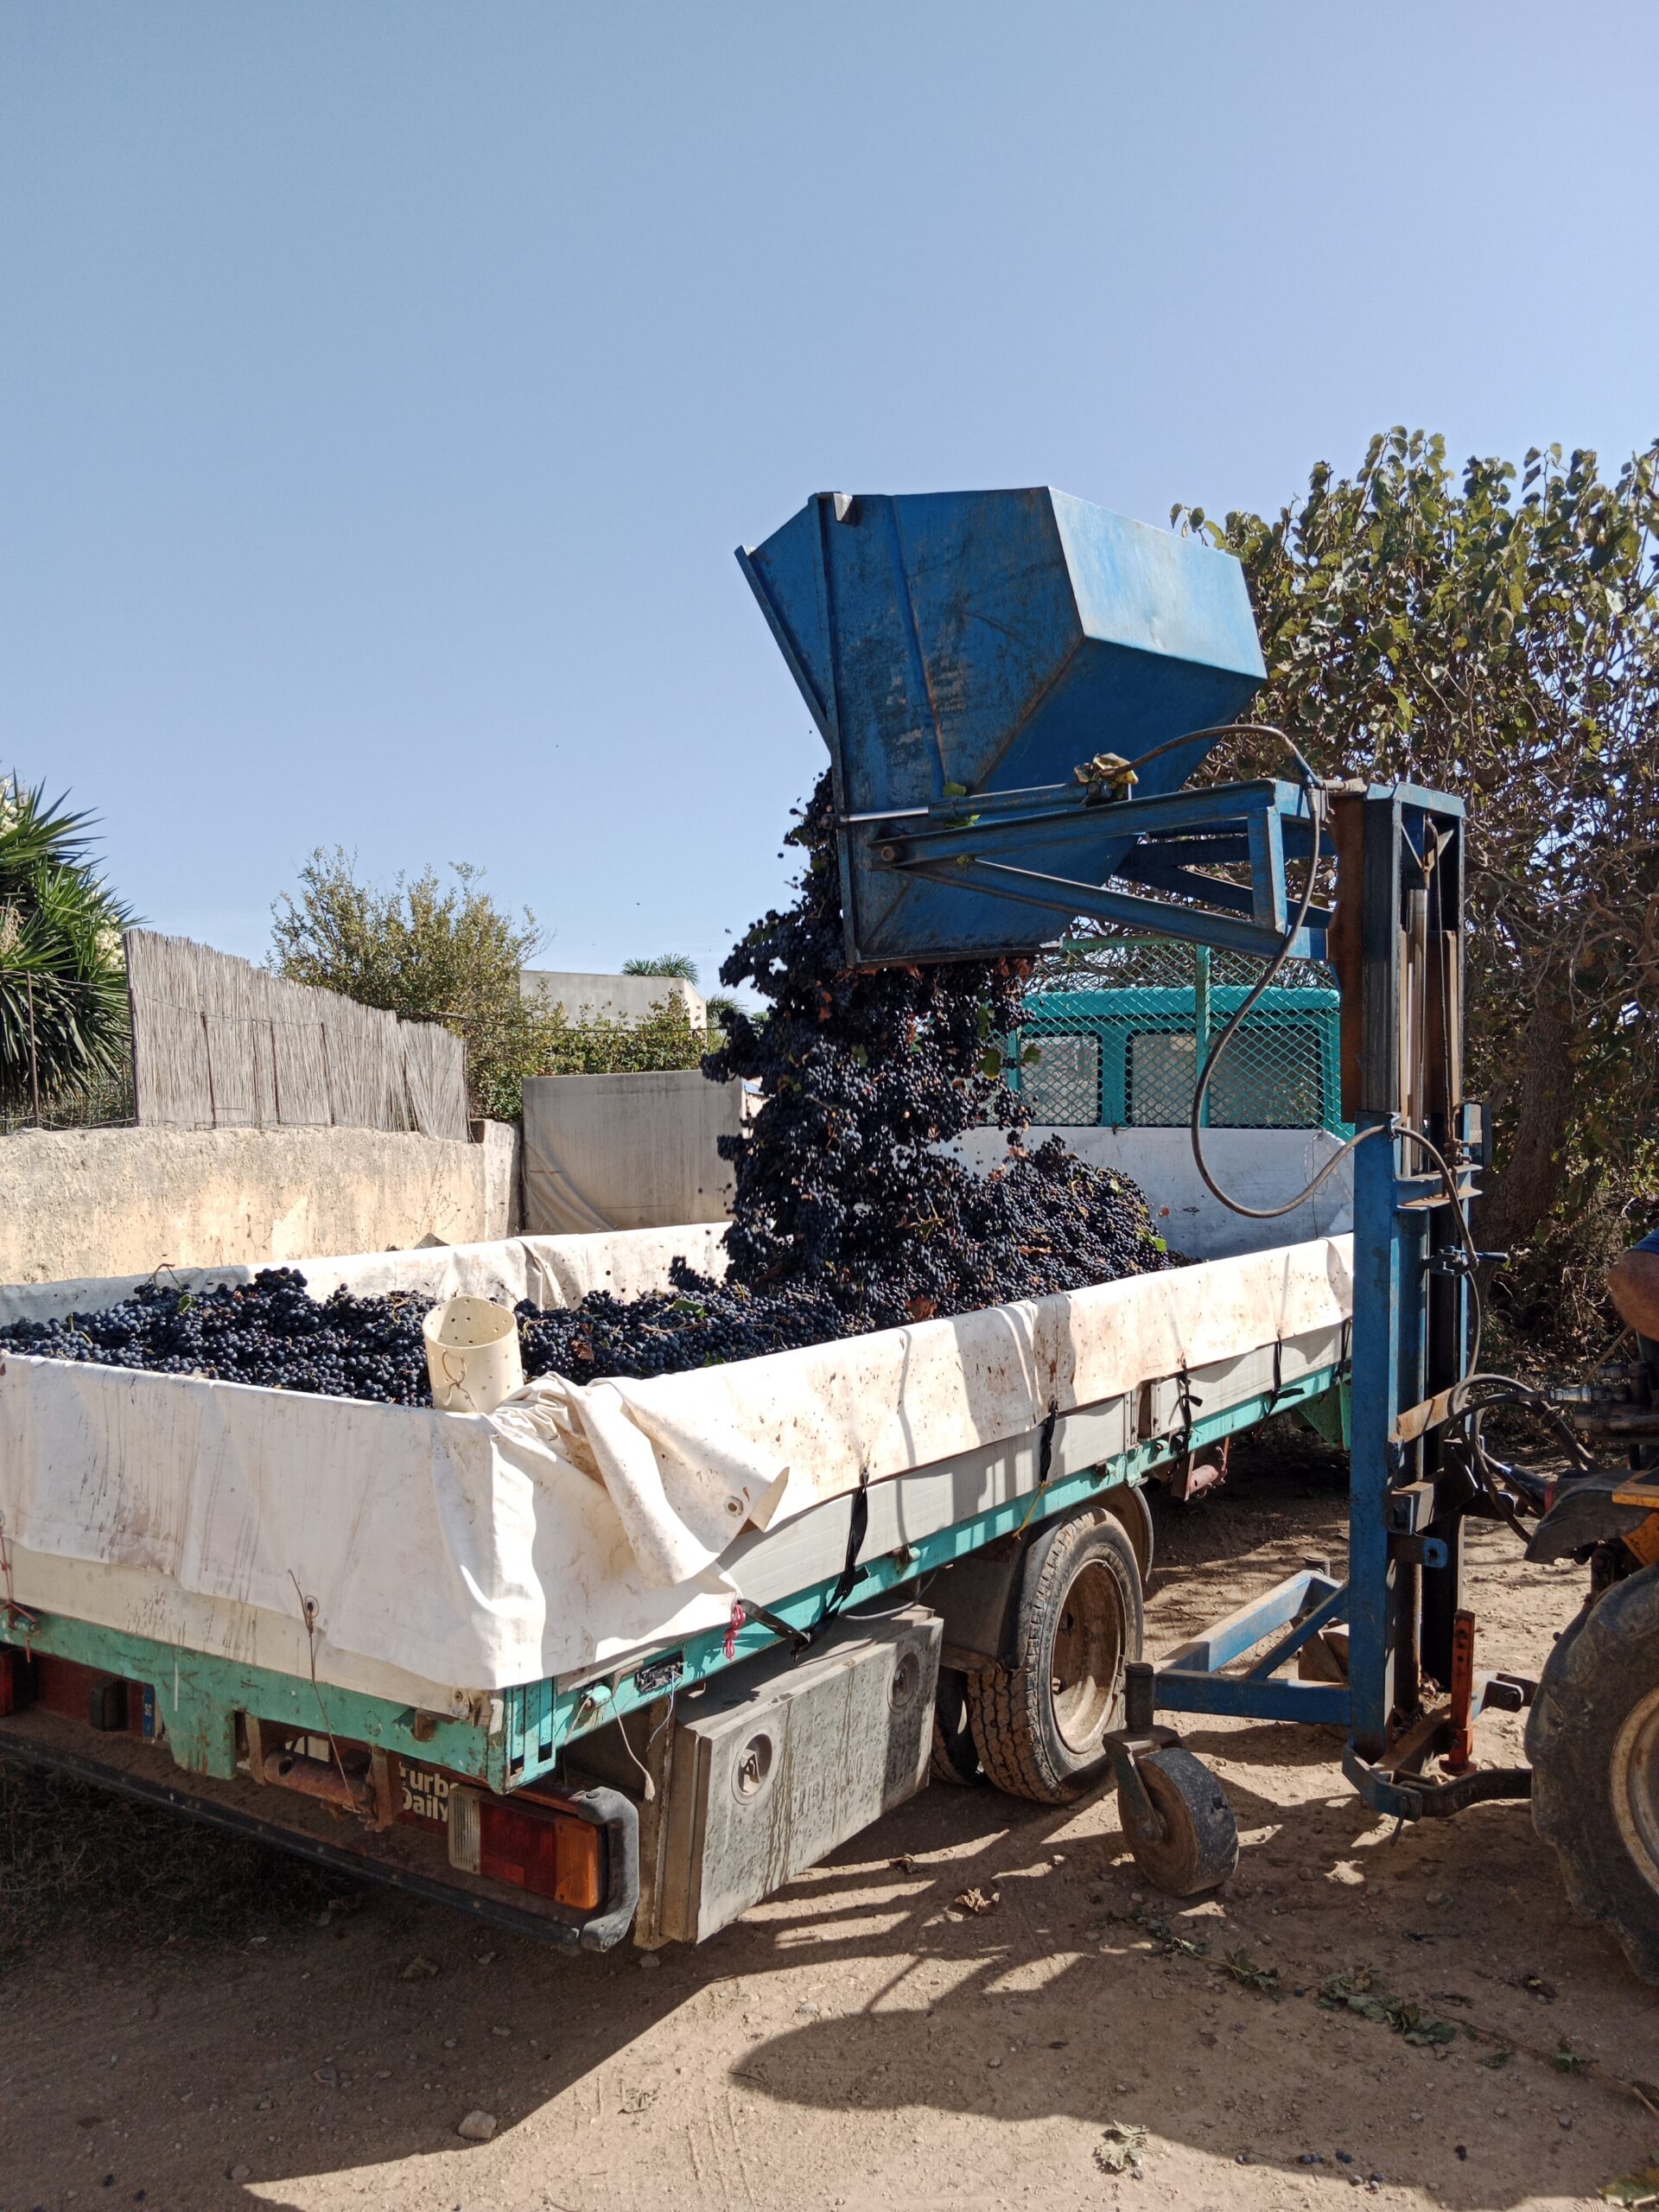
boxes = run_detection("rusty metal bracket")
[1101,1726,1182,1844]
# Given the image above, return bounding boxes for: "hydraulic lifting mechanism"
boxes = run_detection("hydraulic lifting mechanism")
[741,486,1659,1974]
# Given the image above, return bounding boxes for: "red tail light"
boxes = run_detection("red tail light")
[448,1787,602,1910]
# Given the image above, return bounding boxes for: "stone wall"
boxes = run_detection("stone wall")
[0,1122,520,1285]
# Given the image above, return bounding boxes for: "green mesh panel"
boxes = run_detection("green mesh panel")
[1012,939,1348,1135]
[1020,1030,1103,1125]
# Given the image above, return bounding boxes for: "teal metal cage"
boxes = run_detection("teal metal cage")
[1007,945,1347,1135]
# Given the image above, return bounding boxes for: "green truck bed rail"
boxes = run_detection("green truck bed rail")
[1,1364,1348,1795]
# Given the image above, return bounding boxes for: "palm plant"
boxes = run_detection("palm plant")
[622,953,700,982]
[0,778,134,1118]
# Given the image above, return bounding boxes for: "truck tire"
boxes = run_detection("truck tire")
[965,1510,1142,1805]
[931,1667,983,1786]
[1527,1559,1659,1986]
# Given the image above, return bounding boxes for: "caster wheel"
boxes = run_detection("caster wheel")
[1122,1745,1239,1897]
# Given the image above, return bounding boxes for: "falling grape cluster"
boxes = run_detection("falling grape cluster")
[702,774,1167,1332]
[0,777,1166,1402]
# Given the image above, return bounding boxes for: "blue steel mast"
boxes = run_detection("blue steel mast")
[741,486,1522,1830]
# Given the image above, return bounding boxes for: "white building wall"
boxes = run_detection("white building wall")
[519,969,706,1027]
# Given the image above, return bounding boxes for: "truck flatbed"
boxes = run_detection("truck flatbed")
[0,1222,1351,1948]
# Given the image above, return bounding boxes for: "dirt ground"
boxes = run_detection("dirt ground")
[3,1441,1656,2212]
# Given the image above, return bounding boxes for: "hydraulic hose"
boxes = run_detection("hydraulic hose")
[1126,730,1494,1408]
[1112,723,1394,1225]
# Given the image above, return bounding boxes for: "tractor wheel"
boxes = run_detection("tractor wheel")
[1528,1558,1659,1985]
[965,1510,1142,1804]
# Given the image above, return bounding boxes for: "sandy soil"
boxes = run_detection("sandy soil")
[3,1445,1656,2212]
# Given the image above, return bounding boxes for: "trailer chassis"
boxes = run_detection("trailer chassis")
[0,1357,1344,1944]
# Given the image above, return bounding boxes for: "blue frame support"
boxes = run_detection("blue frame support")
[1128,785,1472,1789]
[880,779,1334,965]
[832,769,1473,1789]
[1347,1110,1402,1755]
[1153,1568,1351,1726]
[758,483,1480,1815]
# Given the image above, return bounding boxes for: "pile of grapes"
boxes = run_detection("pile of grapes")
[0,777,1166,1402]
[0,1269,435,1403]
[0,1265,851,1401]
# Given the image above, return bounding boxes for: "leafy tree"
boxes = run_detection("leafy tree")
[270,849,705,1121]
[0,778,133,1119]
[1176,429,1659,1334]
[465,995,708,1122]
[270,849,541,1035]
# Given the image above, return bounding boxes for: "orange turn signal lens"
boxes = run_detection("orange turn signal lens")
[448,1787,602,1910]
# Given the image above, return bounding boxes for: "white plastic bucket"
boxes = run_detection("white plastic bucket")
[423,1296,524,1415]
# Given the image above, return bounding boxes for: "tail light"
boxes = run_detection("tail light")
[448,1787,603,1910]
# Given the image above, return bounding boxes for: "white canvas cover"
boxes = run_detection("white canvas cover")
[0,1221,731,1329]
[0,1232,1351,1713]
[519,1071,741,1234]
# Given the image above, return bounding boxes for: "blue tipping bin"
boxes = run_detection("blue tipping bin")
[738,488,1267,965]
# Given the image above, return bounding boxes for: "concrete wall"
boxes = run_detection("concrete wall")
[519,969,706,1027]
[521,1069,741,1233]
[0,1121,522,1285]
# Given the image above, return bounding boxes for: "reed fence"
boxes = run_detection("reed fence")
[124,930,469,1139]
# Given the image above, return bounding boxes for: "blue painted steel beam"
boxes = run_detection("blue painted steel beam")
[874,777,1313,852]
[1244,1578,1350,1680]
[1129,826,1320,865]
[1155,1672,1350,1725]
[904,859,1330,963]
[1248,804,1288,931]
[1114,850,1262,917]
[1160,1569,1338,1675]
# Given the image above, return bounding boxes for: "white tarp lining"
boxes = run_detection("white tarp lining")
[0,1222,732,1330]
[556,1313,1349,1692]
[0,1234,1352,1713]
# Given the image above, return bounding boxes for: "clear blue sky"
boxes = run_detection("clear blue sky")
[4,3,1655,988]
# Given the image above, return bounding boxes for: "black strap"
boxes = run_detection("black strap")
[760,1466,876,1664]
[1174,1365,1205,1457]
[1036,1398,1059,1486]
[823,1466,872,1621]
[1263,1336,1286,1415]
[747,1601,812,1653]
[1012,1397,1063,1538]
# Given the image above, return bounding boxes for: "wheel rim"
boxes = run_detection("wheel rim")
[1050,1557,1125,1754]
[1611,1685,1659,1897]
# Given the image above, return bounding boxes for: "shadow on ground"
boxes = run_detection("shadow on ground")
[2,1452,1652,2211]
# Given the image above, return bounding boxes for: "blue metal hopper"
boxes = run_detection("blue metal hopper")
[738,488,1268,965]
